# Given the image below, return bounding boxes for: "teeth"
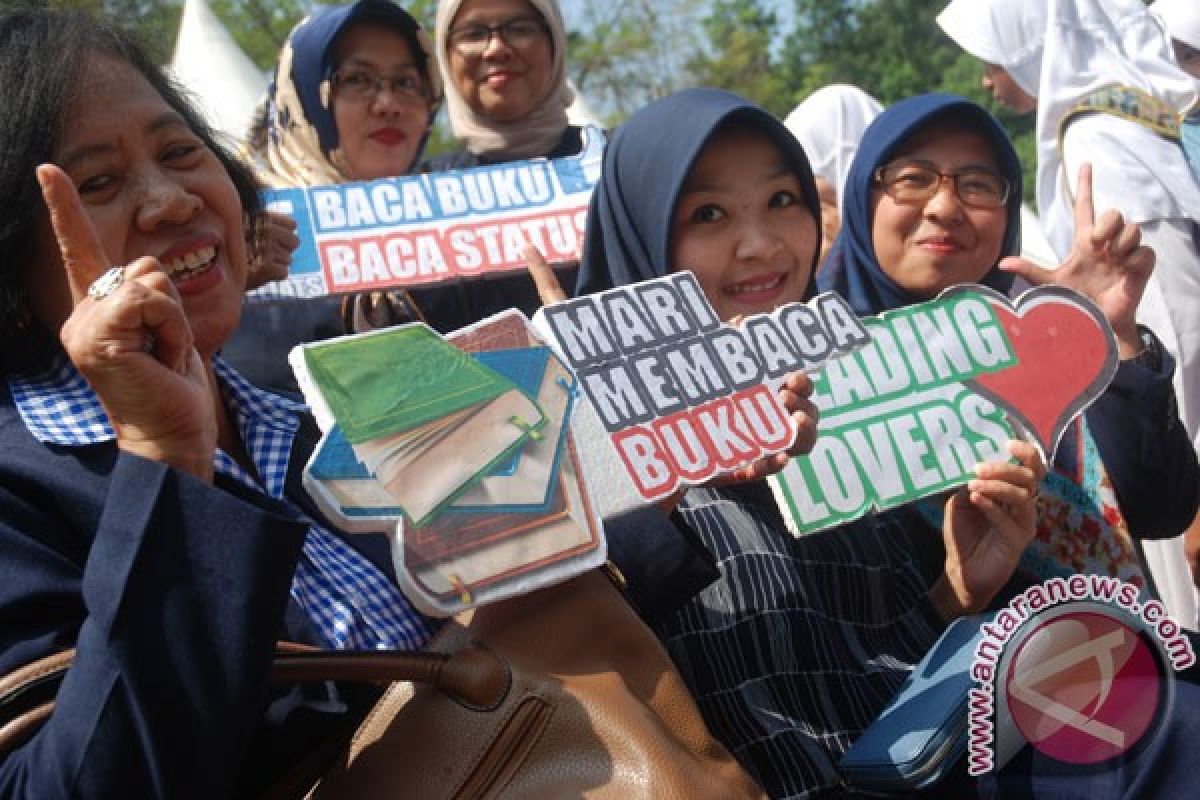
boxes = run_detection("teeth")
[727,274,785,295]
[166,245,216,277]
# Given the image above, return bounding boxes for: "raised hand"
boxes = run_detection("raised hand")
[523,243,569,306]
[37,164,217,480]
[707,370,820,487]
[931,440,1045,620]
[245,209,299,291]
[999,163,1154,358]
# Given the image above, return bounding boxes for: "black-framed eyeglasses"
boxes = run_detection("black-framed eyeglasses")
[873,162,1011,209]
[447,16,548,56]
[330,68,430,103]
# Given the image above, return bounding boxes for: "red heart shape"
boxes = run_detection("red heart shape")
[956,286,1118,457]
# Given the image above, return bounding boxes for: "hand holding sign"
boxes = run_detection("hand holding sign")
[37,164,216,480]
[707,357,821,487]
[246,209,299,291]
[931,440,1046,620]
[999,164,1154,359]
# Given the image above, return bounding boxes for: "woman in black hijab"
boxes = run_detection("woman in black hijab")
[575,87,1042,798]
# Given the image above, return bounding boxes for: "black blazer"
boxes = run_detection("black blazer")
[0,388,396,798]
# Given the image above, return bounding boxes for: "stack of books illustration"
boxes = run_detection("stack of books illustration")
[292,313,604,615]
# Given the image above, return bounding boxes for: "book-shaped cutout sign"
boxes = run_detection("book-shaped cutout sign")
[532,271,871,503]
[293,323,546,527]
[305,346,548,525]
[771,285,1119,536]
[396,350,601,616]
[249,126,605,301]
[296,310,605,617]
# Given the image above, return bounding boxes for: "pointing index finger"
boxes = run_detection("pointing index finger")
[523,243,567,306]
[1074,162,1095,234]
[36,164,112,303]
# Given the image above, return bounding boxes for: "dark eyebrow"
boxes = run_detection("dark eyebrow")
[337,57,419,71]
[890,157,1000,173]
[680,164,794,196]
[59,111,192,171]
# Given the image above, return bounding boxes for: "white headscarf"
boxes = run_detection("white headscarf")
[939,0,1200,259]
[435,0,574,160]
[783,84,883,207]
[1152,0,1200,51]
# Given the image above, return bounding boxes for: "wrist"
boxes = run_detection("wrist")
[929,576,965,623]
[1113,324,1142,360]
[1124,325,1165,371]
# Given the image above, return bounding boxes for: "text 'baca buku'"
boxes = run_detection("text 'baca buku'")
[261,147,599,295]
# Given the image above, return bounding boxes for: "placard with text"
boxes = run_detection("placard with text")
[771,285,1119,535]
[533,271,870,502]
[250,127,604,300]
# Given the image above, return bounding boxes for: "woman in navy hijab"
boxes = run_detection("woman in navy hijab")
[819,93,1020,315]
[576,87,820,297]
[575,88,1044,799]
[818,93,1198,627]
[822,96,1200,800]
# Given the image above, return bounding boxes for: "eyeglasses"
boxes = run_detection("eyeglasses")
[330,68,429,103]
[447,16,547,56]
[873,162,1011,209]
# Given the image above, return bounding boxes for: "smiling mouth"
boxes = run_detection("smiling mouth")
[370,130,407,145]
[484,71,520,84]
[165,245,217,280]
[920,239,963,252]
[725,273,786,296]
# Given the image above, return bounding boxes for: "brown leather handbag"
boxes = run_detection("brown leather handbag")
[1,570,765,800]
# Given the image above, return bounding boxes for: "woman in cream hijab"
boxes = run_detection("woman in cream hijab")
[411,0,582,332]
[939,0,1200,629]
[429,0,577,168]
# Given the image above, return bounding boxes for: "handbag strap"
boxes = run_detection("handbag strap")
[0,641,510,761]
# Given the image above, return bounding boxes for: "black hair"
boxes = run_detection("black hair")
[0,7,263,377]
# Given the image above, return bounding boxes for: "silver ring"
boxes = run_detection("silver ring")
[87,266,125,300]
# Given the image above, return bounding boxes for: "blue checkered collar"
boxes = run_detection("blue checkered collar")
[9,355,307,468]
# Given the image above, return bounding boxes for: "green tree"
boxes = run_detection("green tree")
[567,0,699,126]
[780,0,1037,204]
[16,0,183,63]
[209,0,307,69]
[686,0,791,116]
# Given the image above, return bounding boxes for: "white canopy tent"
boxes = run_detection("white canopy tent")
[168,0,267,147]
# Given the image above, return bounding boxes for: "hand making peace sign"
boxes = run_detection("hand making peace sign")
[999,163,1155,359]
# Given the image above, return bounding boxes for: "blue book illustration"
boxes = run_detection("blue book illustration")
[450,353,575,515]
[474,348,549,476]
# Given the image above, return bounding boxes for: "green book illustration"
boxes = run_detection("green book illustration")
[303,324,518,444]
[295,323,546,525]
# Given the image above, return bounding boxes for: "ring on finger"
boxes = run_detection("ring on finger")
[87,266,125,300]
